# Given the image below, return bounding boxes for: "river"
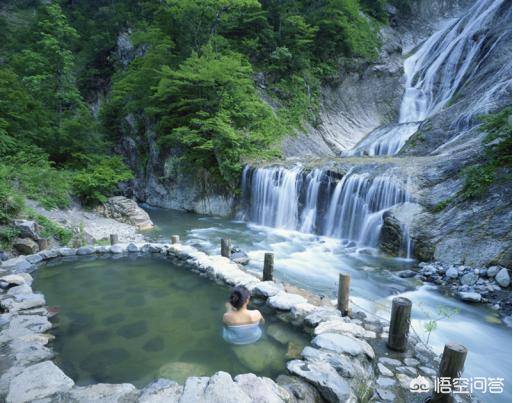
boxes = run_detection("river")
[144,206,511,403]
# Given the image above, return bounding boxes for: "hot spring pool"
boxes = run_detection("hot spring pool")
[33,254,308,387]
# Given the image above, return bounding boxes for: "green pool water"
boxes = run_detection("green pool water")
[34,254,308,387]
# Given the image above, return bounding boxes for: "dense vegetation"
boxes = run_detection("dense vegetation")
[0,0,397,245]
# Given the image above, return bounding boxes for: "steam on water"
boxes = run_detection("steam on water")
[348,0,506,156]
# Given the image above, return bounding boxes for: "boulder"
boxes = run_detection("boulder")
[458,292,482,303]
[487,266,501,278]
[38,249,60,259]
[460,272,478,286]
[378,212,402,256]
[267,323,306,346]
[314,319,376,339]
[1,293,45,312]
[97,196,154,230]
[301,346,360,378]
[6,361,74,403]
[181,372,251,403]
[127,243,139,253]
[0,314,52,343]
[13,220,39,239]
[495,268,511,288]
[290,303,317,320]
[378,357,402,367]
[1,256,33,273]
[230,247,250,265]
[0,274,28,286]
[139,379,183,403]
[378,363,393,377]
[66,383,138,402]
[12,238,38,255]
[287,359,353,402]
[276,374,323,403]
[234,373,290,403]
[76,246,96,255]
[445,267,459,279]
[250,281,284,298]
[311,333,374,359]
[59,248,76,257]
[267,292,307,310]
[110,245,125,254]
[25,254,43,264]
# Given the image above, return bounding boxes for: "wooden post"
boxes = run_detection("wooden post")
[429,343,468,403]
[387,297,412,352]
[337,272,351,316]
[110,234,119,246]
[171,235,180,244]
[221,238,231,258]
[37,238,49,251]
[263,253,274,281]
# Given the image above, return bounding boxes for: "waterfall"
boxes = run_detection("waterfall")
[241,166,411,254]
[348,0,505,156]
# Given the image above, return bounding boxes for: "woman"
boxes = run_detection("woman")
[222,285,264,345]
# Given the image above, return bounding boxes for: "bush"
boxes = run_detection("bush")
[25,209,73,245]
[0,172,25,224]
[0,225,20,249]
[72,156,133,205]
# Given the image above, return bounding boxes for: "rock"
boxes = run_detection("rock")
[149,244,162,253]
[230,247,250,265]
[304,307,341,327]
[127,243,139,253]
[0,314,52,343]
[376,388,396,402]
[267,292,307,310]
[287,359,352,402]
[396,373,414,389]
[182,372,251,403]
[158,362,210,384]
[67,383,137,402]
[378,212,402,256]
[378,363,394,377]
[397,270,416,278]
[110,244,125,254]
[379,357,402,367]
[458,292,482,303]
[59,247,76,256]
[1,293,45,312]
[6,361,74,403]
[24,254,43,265]
[38,249,60,259]
[495,268,511,288]
[250,281,284,298]
[276,375,323,403]
[419,366,437,376]
[232,340,283,373]
[312,333,374,359]
[376,376,396,388]
[404,358,420,366]
[396,366,417,376]
[301,346,360,378]
[0,274,28,286]
[76,246,96,255]
[1,256,33,273]
[14,220,39,239]
[7,284,32,295]
[234,373,290,403]
[445,266,459,279]
[290,303,317,320]
[314,319,375,339]
[460,272,478,286]
[97,196,154,230]
[139,379,183,403]
[95,246,110,254]
[487,266,501,278]
[267,323,306,346]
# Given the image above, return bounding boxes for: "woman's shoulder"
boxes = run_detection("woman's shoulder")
[248,309,262,321]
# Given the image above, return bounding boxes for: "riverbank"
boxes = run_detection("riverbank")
[0,241,451,402]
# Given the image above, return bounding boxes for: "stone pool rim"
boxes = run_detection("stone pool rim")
[0,242,443,402]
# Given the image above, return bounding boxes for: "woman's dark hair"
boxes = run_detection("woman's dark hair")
[229,286,251,310]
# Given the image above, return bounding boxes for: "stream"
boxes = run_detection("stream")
[144,206,512,403]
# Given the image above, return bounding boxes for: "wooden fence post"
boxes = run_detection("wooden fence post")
[387,297,412,352]
[110,234,118,245]
[171,235,180,244]
[263,253,274,281]
[221,238,231,258]
[429,343,468,403]
[337,272,351,316]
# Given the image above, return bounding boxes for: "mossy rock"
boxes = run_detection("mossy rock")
[158,361,210,383]
[232,339,283,373]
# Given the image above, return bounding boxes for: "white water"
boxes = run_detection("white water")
[348,0,506,156]
[242,165,412,257]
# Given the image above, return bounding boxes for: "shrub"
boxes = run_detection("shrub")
[25,209,73,245]
[0,171,25,224]
[72,156,133,205]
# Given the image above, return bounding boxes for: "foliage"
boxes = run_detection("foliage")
[154,46,283,187]
[72,156,133,205]
[461,107,511,200]
[0,225,20,249]
[25,209,73,245]
[353,375,376,403]
[0,176,25,225]
[432,198,452,213]
[418,303,460,345]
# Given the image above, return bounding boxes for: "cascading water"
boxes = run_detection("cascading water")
[241,165,412,256]
[348,0,505,156]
